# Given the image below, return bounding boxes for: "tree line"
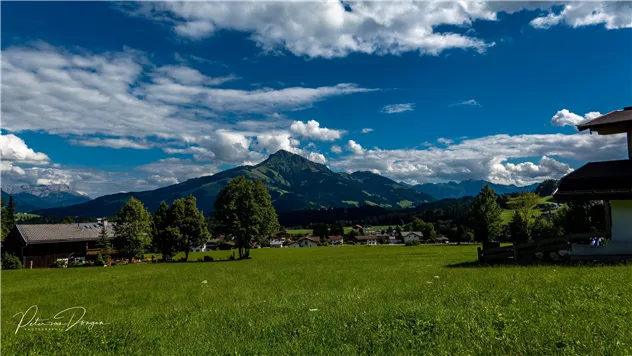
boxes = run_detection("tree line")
[107,176,279,261]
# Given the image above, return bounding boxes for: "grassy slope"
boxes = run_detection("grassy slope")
[3,246,631,355]
[500,196,555,224]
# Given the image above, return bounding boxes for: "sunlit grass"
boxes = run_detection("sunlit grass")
[2,245,631,355]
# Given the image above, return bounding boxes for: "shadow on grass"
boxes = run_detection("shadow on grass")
[445,259,632,268]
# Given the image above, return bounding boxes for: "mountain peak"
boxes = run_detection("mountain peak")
[269,149,296,158]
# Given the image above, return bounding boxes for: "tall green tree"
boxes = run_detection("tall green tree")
[508,210,530,243]
[213,177,279,259]
[96,225,111,251]
[421,222,437,242]
[172,196,210,261]
[153,201,178,260]
[313,223,329,238]
[113,197,153,259]
[1,198,9,241]
[7,195,15,231]
[411,218,426,232]
[470,185,503,244]
[329,222,345,236]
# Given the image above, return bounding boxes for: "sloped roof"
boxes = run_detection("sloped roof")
[401,231,424,237]
[577,107,632,134]
[16,223,114,245]
[553,160,632,200]
[328,235,344,240]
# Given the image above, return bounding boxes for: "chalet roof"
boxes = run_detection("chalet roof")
[299,236,320,243]
[401,231,424,237]
[553,160,632,200]
[328,235,344,240]
[16,223,114,245]
[577,107,632,134]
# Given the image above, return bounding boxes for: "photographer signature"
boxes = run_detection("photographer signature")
[13,305,108,334]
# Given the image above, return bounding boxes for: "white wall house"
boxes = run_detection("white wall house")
[357,236,377,245]
[286,237,319,248]
[402,232,423,244]
[270,240,284,248]
[329,236,344,245]
[298,238,319,247]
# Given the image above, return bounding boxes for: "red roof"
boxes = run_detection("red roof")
[328,235,343,240]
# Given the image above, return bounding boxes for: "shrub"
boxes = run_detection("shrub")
[95,253,105,266]
[321,241,329,247]
[69,260,85,268]
[197,257,204,262]
[405,240,420,246]
[52,259,68,268]
[2,253,22,270]
[203,255,213,262]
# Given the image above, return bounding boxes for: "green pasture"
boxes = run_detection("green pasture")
[2,245,631,355]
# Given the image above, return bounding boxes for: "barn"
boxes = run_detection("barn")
[4,221,114,268]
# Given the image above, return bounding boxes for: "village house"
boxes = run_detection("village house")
[286,236,320,248]
[4,219,114,268]
[401,231,423,244]
[553,106,632,260]
[328,235,344,245]
[356,236,378,245]
[269,239,284,248]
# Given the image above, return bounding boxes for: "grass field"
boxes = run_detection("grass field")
[15,213,39,220]
[3,246,631,355]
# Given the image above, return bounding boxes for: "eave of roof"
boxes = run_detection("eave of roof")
[553,159,632,201]
[577,107,632,134]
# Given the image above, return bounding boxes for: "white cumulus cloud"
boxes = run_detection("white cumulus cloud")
[346,140,364,155]
[290,120,345,141]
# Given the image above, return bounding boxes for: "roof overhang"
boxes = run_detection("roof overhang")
[577,107,632,134]
[553,160,632,201]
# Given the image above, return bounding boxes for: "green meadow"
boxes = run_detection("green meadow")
[2,246,631,355]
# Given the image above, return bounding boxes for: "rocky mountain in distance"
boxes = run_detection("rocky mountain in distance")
[36,150,435,217]
[1,184,91,213]
[412,179,539,200]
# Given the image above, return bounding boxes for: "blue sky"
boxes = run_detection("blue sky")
[2,1,631,197]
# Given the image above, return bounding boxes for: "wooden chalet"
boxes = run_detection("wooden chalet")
[4,221,114,268]
[553,106,632,260]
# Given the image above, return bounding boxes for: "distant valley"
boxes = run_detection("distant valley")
[412,180,538,200]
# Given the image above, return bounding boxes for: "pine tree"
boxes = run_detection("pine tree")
[470,185,503,244]
[96,225,111,251]
[509,210,530,243]
[6,195,15,231]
